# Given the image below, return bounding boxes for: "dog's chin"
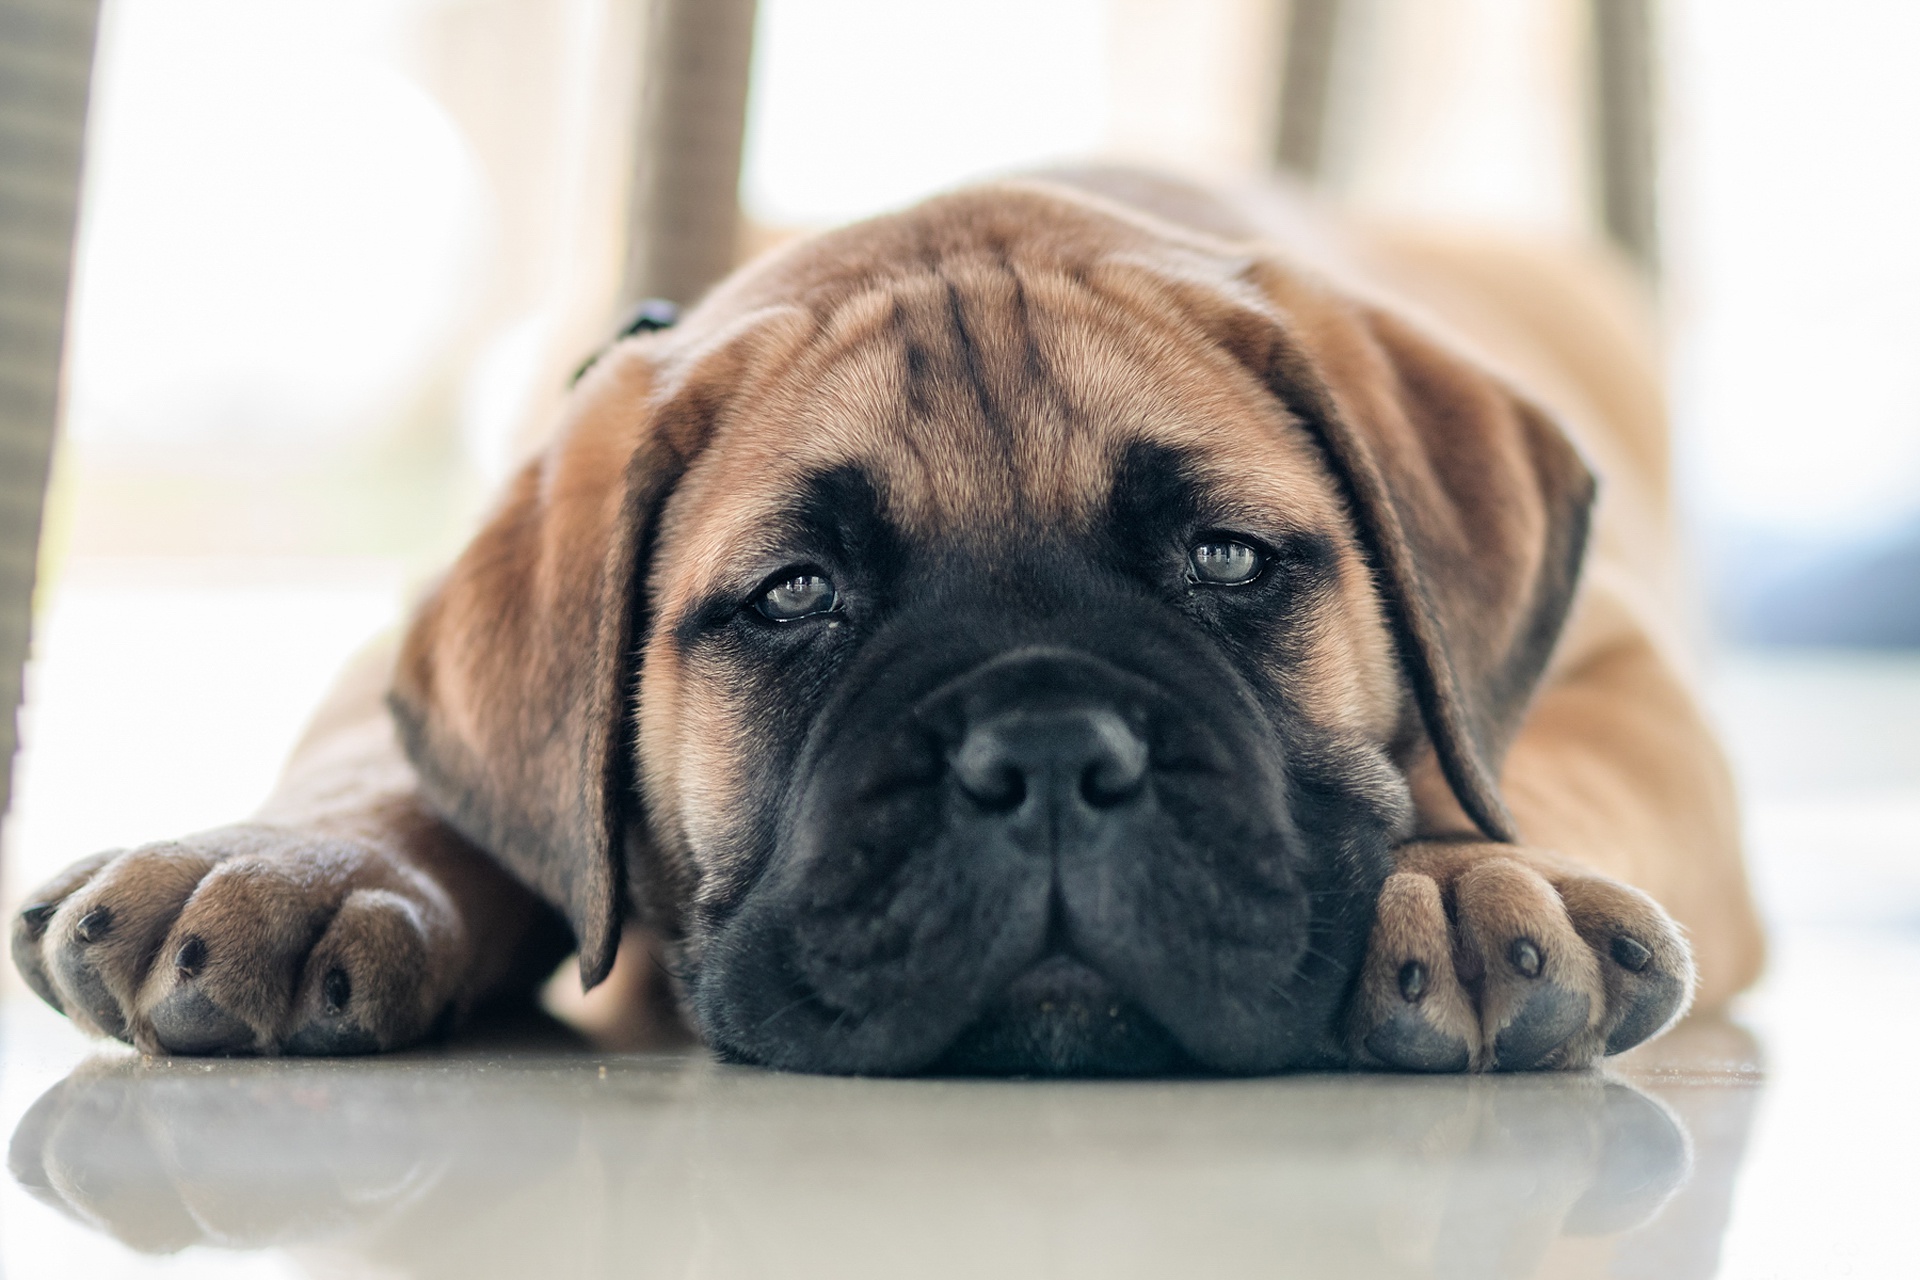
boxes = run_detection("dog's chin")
[929,955,1196,1077]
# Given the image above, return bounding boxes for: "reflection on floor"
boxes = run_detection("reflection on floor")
[2,576,1917,1278]
[5,1000,1766,1280]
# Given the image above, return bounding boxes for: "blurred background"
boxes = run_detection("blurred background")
[3,0,1919,978]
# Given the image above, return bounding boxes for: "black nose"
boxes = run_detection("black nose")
[952,705,1149,813]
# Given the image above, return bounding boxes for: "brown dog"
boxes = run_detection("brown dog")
[10,170,1764,1073]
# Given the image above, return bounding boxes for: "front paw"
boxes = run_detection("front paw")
[10,827,465,1056]
[1346,843,1694,1072]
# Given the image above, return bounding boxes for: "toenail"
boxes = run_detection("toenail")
[175,935,207,979]
[1611,935,1653,972]
[1508,937,1543,978]
[19,903,56,939]
[1397,959,1428,1002]
[322,966,351,1014]
[74,906,113,944]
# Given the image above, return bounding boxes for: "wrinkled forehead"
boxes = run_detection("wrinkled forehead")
[655,259,1348,603]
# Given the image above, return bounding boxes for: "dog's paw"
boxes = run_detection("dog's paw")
[1346,842,1694,1072]
[10,826,469,1056]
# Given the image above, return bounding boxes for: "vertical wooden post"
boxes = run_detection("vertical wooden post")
[1591,0,1660,274]
[0,0,101,822]
[622,0,760,309]
[1274,0,1347,182]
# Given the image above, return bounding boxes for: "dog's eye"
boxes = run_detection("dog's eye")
[755,570,838,621]
[1187,538,1265,586]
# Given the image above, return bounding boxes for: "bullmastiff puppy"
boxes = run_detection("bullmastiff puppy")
[11,170,1764,1074]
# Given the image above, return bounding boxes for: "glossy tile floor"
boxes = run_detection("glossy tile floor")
[3,580,1918,1278]
[0,999,1778,1280]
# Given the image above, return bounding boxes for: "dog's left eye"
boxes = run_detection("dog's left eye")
[756,570,838,621]
[1187,537,1265,585]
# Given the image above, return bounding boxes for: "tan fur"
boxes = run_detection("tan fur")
[12,171,1762,1066]
[1337,228,1765,1007]
[637,248,1409,900]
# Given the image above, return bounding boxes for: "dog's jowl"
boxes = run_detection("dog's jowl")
[12,172,1764,1073]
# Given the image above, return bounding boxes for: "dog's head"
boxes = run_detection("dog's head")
[390,182,1593,1074]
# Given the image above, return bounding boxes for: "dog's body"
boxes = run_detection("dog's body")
[12,171,1763,1073]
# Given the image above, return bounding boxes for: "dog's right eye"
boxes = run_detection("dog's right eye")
[1187,537,1266,586]
[755,570,838,622]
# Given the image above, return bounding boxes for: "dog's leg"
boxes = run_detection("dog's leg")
[1349,626,1764,1073]
[10,637,572,1055]
[1347,837,1695,1072]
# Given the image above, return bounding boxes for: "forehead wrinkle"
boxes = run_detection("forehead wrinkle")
[763,261,1063,538]
[1046,264,1364,536]
[1014,275,1341,539]
[655,254,1355,628]
[823,255,1136,525]
[849,259,1146,534]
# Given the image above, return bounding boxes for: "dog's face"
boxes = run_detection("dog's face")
[391,181,1594,1076]
[637,264,1411,1073]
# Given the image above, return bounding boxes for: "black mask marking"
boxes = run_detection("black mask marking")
[660,450,1407,1075]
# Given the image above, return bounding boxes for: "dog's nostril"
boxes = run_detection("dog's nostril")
[1080,754,1146,808]
[953,734,1030,811]
[962,763,1027,812]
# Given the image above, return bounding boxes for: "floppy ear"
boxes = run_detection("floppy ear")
[1194,264,1596,842]
[388,345,704,986]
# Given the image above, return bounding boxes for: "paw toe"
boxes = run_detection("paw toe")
[1557,878,1697,1057]
[1349,872,1478,1071]
[1603,966,1686,1055]
[283,1018,382,1056]
[1492,982,1591,1070]
[148,985,256,1055]
[11,906,64,1013]
[1454,859,1602,1070]
[284,963,381,1055]
[282,889,443,1054]
[1364,1009,1472,1072]
[49,937,129,1040]
[33,845,221,1041]
[11,850,123,1018]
